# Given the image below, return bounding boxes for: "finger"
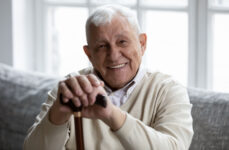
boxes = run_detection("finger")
[63,97,69,103]
[79,93,89,107]
[88,88,98,106]
[88,85,106,106]
[87,74,100,87]
[77,75,93,94]
[65,77,83,96]
[59,81,73,102]
[72,97,81,107]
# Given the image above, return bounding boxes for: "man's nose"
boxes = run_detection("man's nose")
[107,45,121,61]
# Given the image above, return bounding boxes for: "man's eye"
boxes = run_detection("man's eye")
[119,40,128,46]
[98,45,107,49]
[120,40,127,44]
[100,45,105,48]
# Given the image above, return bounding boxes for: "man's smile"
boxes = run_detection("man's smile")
[107,63,128,69]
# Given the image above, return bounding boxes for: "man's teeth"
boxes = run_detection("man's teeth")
[110,63,125,69]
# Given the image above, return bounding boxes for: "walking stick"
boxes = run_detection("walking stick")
[60,94,107,150]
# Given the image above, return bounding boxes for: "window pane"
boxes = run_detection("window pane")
[90,7,137,17]
[144,11,188,86]
[141,0,187,7]
[213,14,229,93]
[45,0,86,4]
[210,0,229,7]
[48,7,89,75]
[91,0,136,6]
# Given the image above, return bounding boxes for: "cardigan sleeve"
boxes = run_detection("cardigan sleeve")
[23,88,70,150]
[114,83,194,150]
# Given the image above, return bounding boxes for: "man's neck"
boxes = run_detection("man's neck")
[94,69,139,92]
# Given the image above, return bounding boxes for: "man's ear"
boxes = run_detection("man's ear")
[83,45,91,60]
[139,33,147,55]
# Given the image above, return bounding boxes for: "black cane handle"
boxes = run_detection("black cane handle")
[59,94,107,112]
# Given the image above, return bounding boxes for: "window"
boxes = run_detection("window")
[211,0,229,6]
[13,0,229,92]
[212,14,229,92]
[47,7,89,75]
[144,11,188,85]
[209,0,229,92]
[140,0,187,6]
[41,0,189,86]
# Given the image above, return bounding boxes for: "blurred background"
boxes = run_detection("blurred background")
[0,0,229,92]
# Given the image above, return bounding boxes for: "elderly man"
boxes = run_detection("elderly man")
[24,4,193,150]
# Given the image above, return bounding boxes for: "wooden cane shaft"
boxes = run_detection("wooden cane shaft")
[60,94,107,150]
[74,114,85,150]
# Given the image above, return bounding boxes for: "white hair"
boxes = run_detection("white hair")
[85,4,141,41]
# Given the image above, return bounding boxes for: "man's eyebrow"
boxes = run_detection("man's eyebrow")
[94,39,107,44]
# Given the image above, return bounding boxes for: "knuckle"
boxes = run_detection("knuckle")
[59,82,66,91]
[80,94,88,103]
[80,94,87,101]
[78,75,88,83]
[88,74,100,86]
[88,74,96,80]
[59,84,72,97]
[72,97,81,106]
[76,75,83,80]
[65,77,74,85]
[85,86,93,93]
[58,81,65,87]
[62,89,70,96]
[65,77,84,97]
[76,89,83,96]
[78,76,93,93]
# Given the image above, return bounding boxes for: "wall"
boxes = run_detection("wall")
[12,0,36,71]
[0,0,36,70]
[0,0,13,66]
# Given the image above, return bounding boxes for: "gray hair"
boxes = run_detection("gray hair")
[85,4,141,41]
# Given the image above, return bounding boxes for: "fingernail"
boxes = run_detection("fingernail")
[100,81,104,87]
[95,80,100,85]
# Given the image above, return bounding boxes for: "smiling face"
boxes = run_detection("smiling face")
[84,15,147,90]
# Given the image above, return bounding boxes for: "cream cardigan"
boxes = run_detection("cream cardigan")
[24,68,193,150]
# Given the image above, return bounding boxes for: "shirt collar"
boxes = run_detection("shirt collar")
[93,64,146,95]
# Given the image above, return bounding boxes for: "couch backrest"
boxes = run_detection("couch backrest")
[188,88,229,150]
[0,63,59,150]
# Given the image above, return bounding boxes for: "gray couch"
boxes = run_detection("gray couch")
[0,63,229,150]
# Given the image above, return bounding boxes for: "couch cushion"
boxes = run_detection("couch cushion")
[188,88,229,150]
[0,63,59,150]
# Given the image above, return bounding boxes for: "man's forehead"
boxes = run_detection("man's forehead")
[93,31,130,42]
[91,22,134,38]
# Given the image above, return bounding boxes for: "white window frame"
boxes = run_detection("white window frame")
[208,0,229,90]
[31,0,229,90]
[189,0,229,89]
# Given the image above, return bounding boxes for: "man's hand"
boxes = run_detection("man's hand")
[49,74,126,131]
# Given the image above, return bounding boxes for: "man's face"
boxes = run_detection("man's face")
[84,15,147,90]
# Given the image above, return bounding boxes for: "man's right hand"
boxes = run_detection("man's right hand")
[48,74,106,125]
